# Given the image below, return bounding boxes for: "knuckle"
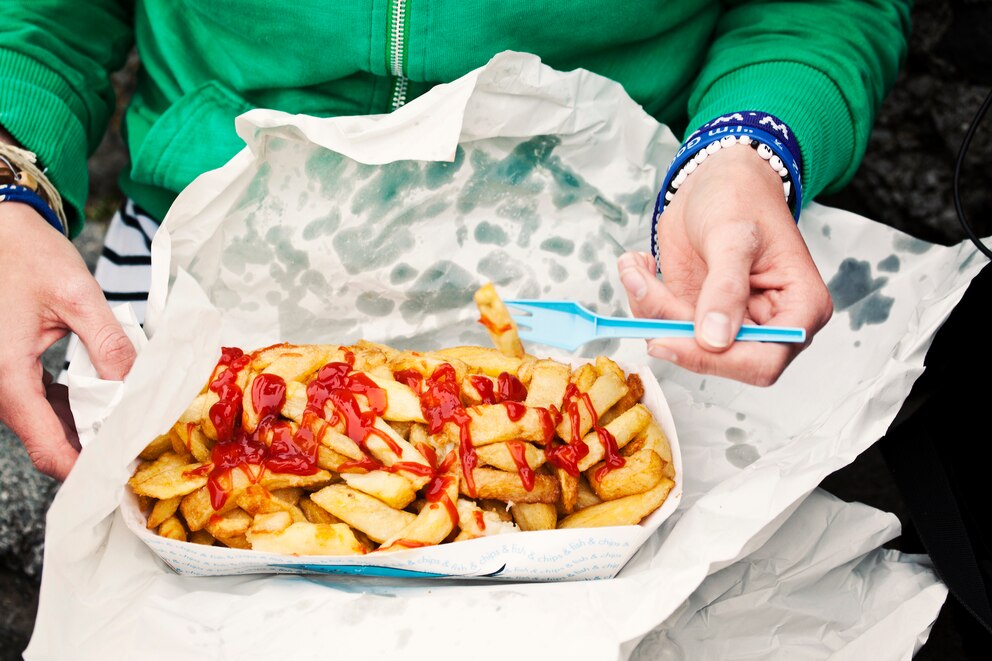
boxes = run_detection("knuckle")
[58,275,100,314]
[27,446,59,477]
[709,273,750,301]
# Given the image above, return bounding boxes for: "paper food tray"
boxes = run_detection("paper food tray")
[121,363,682,581]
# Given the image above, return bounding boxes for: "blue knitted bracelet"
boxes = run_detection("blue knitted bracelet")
[0,184,66,235]
[651,111,804,268]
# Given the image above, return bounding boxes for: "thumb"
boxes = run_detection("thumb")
[59,281,137,380]
[694,223,759,352]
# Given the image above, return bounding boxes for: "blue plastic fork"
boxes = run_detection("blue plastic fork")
[504,300,806,351]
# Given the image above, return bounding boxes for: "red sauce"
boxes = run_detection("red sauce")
[387,461,435,478]
[201,353,398,510]
[537,406,561,443]
[593,426,626,482]
[545,384,597,477]
[207,347,250,442]
[393,369,424,392]
[469,372,528,406]
[337,455,382,472]
[496,372,527,402]
[420,364,477,497]
[469,375,497,404]
[503,401,526,422]
[507,440,536,491]
[424,474,459,528]
[474,510,487,531]
[416,442,438,470]
[478,315,512,334]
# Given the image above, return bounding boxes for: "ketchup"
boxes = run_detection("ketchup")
[468,373,528,406]
[393,369,424,392]
[477,315,512,334]
[200,351,398,510]
[420,364,478,497]
[507,440,536,491]
[593,426,625,482]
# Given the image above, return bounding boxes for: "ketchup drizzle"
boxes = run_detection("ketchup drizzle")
[420,364,478,497]
[507,440,536,491]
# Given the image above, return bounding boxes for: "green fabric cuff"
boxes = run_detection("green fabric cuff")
[0,47,89,236]
[687,61,856,203]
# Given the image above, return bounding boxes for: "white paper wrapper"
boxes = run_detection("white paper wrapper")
[120,361,682,581]
[32,52,973,659]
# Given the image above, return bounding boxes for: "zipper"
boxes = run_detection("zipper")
[386,0,410,110]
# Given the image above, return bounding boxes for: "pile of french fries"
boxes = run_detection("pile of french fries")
[128,284,676,555]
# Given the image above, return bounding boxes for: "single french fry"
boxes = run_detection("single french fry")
[260,469,333,491]
[138,433,174,461]
[630,422,675,479]
[300,497,341,524]
[280,380,308,423]
[178,465,260,531]
[171,424,212,463]
[587,449,664,500]
[434,346,527,378]
[310,485,416,543]
[317,445,354,472]
[387,351,468,383]
[594,356,625,381]
[129,462,207,500]
[361,371,426,423]
[249,511,293,535]
[270,488,304,507]
[380,471,460,550]
[248,522,366,556]
[556,372,628,442]
[205,508,252,540]
[576,404,652,472]
[147,496,182,529]
[130,451,187,485]
[476,442,546,473]
[511,502,557,531]
[558,477,674,529]
[364,419,432,489]
[556,467,579,514]
[341,471,417,509]
[462,467,559,504]
[465,405,550,445]
[576,476,603,510]
[189,530,216,546]
[158,516,187,542]
[599,373,645,427]
[524,359,571,409]
[216,534,250,550]
[569,364,598,392]
[473,283,525,358]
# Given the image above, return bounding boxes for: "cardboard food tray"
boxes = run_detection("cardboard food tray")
[120,362,682,582]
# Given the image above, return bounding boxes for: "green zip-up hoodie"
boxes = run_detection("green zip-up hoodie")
[0,1,909,236]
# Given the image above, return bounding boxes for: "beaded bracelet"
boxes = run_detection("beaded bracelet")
[650,111,804,271]
[0,183,67,235]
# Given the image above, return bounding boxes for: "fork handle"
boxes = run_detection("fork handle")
[594,317,806,343]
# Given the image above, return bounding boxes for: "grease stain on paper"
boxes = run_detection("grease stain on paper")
[726,444,760,468]
[827,258,894,330]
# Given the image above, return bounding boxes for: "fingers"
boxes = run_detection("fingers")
[647,336,797,387]
[692,223,760,352]
[0,368,78,479]
[56,278,136,381]
[618,252,695,320]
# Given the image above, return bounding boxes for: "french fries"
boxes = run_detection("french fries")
[130,285,676,557]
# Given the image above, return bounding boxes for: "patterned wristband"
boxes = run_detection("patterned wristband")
[651,111,804,269]
[0,184,67,235]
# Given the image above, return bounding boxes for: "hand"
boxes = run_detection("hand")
[0,203,136,479]
[618,145,832,386]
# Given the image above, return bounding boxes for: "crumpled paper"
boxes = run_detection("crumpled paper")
[30,52,972,658]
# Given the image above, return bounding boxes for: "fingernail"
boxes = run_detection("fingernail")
[620,269,647,300]
[701,312,732,348]
[648,343,678,363]
[617,252,638,271]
